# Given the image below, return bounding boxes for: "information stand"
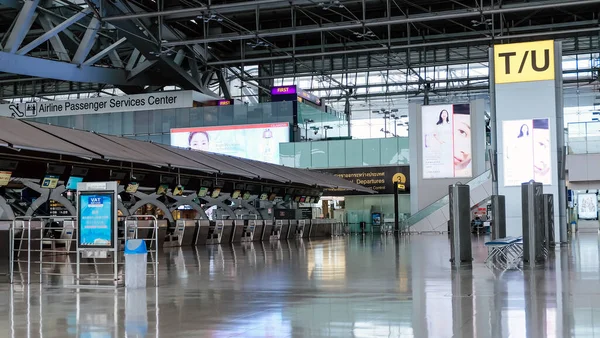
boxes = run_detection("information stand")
[76,181,119,288]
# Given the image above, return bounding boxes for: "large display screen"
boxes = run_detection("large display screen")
[502,118,551,186]
[578,193,598,220]
[170,122,290,164]
[78,192,114,248]
[422,104,472,179]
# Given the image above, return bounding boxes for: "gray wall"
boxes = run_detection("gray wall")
[409,99,487,214]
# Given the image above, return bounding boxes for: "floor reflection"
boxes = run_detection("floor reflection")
[4,234,600,337]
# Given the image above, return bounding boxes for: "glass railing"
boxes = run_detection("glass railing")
[401,169,492,230]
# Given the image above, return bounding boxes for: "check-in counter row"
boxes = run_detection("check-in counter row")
[147,219,338,247]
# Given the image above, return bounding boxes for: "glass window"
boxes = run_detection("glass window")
[362,139,381,166]
[133,111,149,134]
[327,140,346,168]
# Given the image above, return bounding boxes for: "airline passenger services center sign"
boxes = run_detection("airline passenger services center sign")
[493,40,555,84]
[0,91,196,118]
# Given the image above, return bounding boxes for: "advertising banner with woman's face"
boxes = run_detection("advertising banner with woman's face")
[421,104,472,179]
[170,123,290,164]
[502,118,551,186]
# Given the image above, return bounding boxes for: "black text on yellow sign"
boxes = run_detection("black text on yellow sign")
[494,40,555,84]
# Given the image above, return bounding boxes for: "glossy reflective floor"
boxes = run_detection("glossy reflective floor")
[1,233,600,337]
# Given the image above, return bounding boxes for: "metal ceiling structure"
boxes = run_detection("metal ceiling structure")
[0,0,598,103]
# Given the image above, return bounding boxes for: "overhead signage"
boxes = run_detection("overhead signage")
[422,104,472,179]
[271,86,297,95]
[0,91,197,119]
[317,166,410,196]
[78,192,114,248]
[494,40,555,84]
[271,85,321,106]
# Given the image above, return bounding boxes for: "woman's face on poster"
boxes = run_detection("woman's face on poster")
[453,114,471,170]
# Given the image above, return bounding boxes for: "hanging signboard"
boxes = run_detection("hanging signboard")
[0,91,198,118]
[317,165,410,196]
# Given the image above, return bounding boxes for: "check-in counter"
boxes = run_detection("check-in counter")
[302,220,311,238]
[296,220,306,238]
[310,219,326,238]
[219,220,235,243]
[270,220,282,240]
[195,220,211,246]
[279,220,290,239]
[288,220,298,239]
[322,220,333,237]
[174,219,197,246]
[242,220,258,242]
[231,219,245,243]
[0,221,11,280]
[156,220,168,250]
[263,220,274,240]
[206,221,224,245]
[252,220,264,241]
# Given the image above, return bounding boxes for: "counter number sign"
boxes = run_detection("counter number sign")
[494,40,555,84]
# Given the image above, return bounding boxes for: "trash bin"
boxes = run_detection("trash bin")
[125,239,147,289]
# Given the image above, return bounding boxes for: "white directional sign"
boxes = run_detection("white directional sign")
[0,90,200,118]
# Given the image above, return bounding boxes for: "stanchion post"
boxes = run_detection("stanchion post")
[449,183,472,268]
[522,181,544,266]
[490,195,506,240]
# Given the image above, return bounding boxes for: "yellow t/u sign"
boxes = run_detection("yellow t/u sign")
[494,40,555,84]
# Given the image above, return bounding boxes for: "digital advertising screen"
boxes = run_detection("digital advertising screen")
[41,175,59,189]
[578,193,598,220]
[78,192,114,248]
[66,176,83,190]
[502,118,551,186]
[170,122,290,164]
[421,104,472,179]
[126,182,139,194]
[0,171,12,186]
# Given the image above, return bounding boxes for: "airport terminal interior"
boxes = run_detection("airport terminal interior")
[0,0,600,337]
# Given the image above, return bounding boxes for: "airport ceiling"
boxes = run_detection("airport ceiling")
[0,0,598,100]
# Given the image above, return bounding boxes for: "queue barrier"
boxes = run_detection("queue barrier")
[8,215,159,287]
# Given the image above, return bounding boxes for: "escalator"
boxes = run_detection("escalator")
[402,170,492,233]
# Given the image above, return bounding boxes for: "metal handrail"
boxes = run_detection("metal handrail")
[124,215,159,287]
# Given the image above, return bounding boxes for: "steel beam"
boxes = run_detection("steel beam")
[0,51,159,86]
[217,70,232,99]
[125,49,141,71]
[127,60,157,80]
[206,27,600,66]
[103,0,321,21]
[72,16,101,64]
[3,0,40,53]
[82,37,127,66]
[37,14,70,62]
[162,0,600,46]
[17,8,92,56]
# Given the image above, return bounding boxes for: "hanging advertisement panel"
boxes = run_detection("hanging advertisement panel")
[421,104,472,179]
[502,118,551,186]
[577,193,598,220]
[170,122,289,164]
[78,192,114,248]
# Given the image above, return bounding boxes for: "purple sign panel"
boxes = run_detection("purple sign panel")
[271,85,297,95]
